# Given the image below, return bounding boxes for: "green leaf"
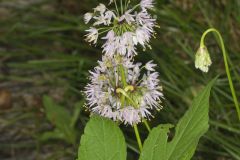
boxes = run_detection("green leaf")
[70,101,84,128]
[139,124,173,160]
[167,78,215,160]
[43,95,76,144]
[139,78,216,160]
[40,129,65,141]
[78,115,127,160]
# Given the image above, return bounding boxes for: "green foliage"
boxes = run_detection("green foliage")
[1,0,240,159]
[139,124,173,160]
[42,95,78,144]
[78,116,127,160]
[139,78,216,160]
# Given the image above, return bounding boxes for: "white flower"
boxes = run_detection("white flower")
[140,0,154,10]
[108,0,114,5]
[136,10,156,26]
[145,60,157,71]
[119,9,135,25]
[84,56,163,125]
[85,27,98,44]
[134,27,151,46]
[93,14,106,26]
[104,11,116,25]
[94,3,106,13]
[122,32,137,57]
[195,45,212,72]
[102,31,137,57]
[102,30,116,56]
[102,30,115,41]
[120,107,141,125]
[84,13,93,24]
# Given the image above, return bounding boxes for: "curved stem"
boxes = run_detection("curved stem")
[133,124,143,152]
[143,119,151,132]
[116,88,138,108]
[113,0,120,17]
[201,28,240,120]
[130,4,140,13]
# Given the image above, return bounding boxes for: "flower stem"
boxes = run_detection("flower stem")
[119,64,127,87]
[120,0,123,14]
[133,124,143,152]
[200,28,240,120]
[124,0,128,11]
[113,0,120,17]
[131,4,140,12]
[116,88,138,108]
[143,119,151,132]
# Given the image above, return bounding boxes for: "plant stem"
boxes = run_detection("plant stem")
[126,0,130,10]
[130,4,140,12]
[200,28,240,120]
[113,0,120,17]
[120,0,123,14]
[119,64,127,87]
[133,124,143,152]
[116,88,138,108]
[124,0,128,11]
[143,119,151,132]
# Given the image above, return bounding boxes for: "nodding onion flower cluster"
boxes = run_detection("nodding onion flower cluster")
[84,0,164,125]
[85,55,163,125]
[84,0,157,57]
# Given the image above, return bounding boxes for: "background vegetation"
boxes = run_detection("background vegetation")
[0,0,240,159]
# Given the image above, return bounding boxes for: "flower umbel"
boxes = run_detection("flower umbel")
[84,0,157,57]
[195,45,212,73]
[84,55,163,125]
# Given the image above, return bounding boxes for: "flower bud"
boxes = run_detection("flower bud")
[84,13,93,24]
[195,45,212,73]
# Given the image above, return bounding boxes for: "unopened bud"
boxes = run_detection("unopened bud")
[195,45,212,73]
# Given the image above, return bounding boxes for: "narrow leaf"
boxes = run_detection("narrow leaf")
[139,78,216,160]
[43,95,76,144]
[70,101,84,128]
[166,78,216,160]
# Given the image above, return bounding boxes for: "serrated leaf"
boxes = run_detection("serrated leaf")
[139,124,173,160]
[139,78,216,160]
[78,115,127,160]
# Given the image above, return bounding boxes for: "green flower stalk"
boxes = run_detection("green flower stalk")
[195,28,240,120]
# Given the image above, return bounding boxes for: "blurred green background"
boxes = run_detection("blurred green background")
[0,0,240,159]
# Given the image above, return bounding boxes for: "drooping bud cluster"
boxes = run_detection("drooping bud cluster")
[84,0,164,125]
[195,45,212,73]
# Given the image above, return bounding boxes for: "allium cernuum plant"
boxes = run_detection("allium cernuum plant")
[78,0,221,158]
